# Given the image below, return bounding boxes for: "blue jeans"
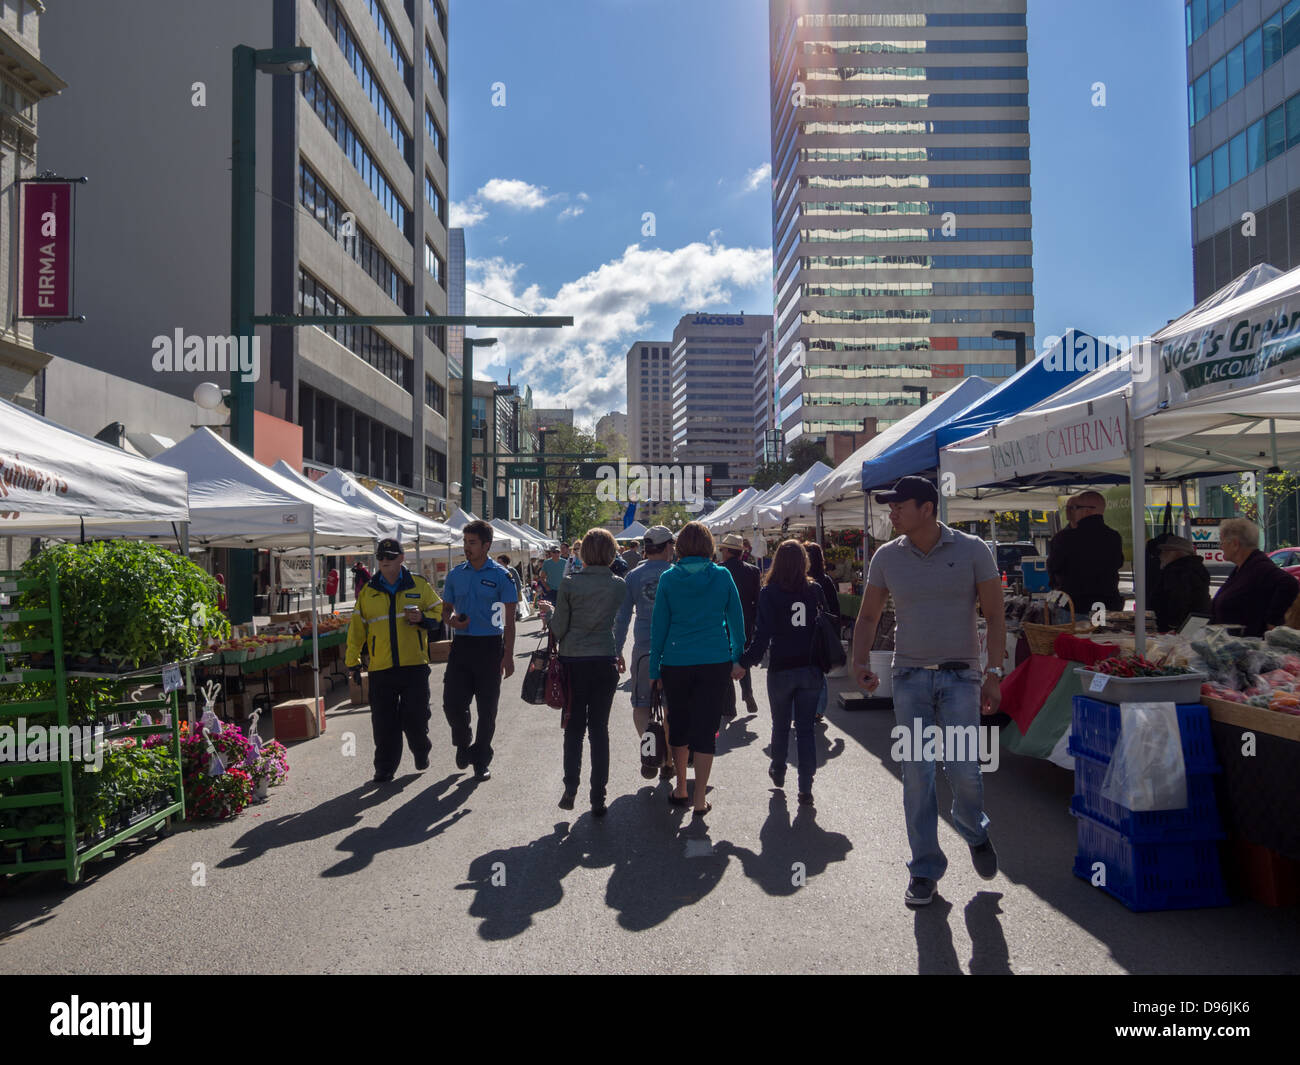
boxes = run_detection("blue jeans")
[891,667,990,881]
[767,666,822,793]
[815,676,828,717]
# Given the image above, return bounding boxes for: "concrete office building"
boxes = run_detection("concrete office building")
[670,312,772,496]
[768,0,1034,446]
[447,225,465,378]
[0,3,64,409]
[38,0,453,511]
[752,326,777,467]
[627,340,672,464]
[1186,0,1300,298]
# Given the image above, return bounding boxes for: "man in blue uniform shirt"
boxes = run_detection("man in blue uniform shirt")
[441,519,518,779]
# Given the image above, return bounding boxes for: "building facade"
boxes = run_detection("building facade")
[1186,0,1300,299]
[38,0,452,511]
[670,312,772,496]
[768,0,1033,447]
[626,340,672,464]
[0,2,65,408]
[752,326,777,466]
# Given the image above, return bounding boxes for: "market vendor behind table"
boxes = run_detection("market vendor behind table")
[1211,517,1300,638]
[1147,534,1212,633]
[1046,490,1124,617]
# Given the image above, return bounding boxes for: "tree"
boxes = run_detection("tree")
[540,424,613,540]
[750,460,789,490]
[1224,471,1300,542]
[787,437,830,473]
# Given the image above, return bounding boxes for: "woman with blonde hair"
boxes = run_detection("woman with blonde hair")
[549,527,627,817]
[740,539,828,805]
[649,521,746,819]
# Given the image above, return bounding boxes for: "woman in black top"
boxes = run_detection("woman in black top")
[740,540,828,805]
[805,543,840,724]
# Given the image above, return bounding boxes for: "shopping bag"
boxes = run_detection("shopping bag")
[811,607,847,674]
[520,632,550,705]
[543,631,570,715]
[640,681,667,771]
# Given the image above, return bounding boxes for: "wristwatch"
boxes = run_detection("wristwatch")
[984,666,1004,678]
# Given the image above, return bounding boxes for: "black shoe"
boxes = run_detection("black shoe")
[905,876,937,907]
[659,763,674,781]
[640,763,658,780]
[475,766,492,781]
[798,791,814,806]
[455,745,472,770]
[768,764,785,789]
[414,750,430,771]
[558,791,576,811]
[591,799,608,818]
[970,837,998,880]
[372,771,394,784]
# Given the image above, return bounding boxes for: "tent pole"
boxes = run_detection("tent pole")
[1179,479,1191,538]
[1130,415,1147,655]
[310,527,321,716]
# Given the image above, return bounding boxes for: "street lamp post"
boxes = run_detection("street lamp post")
[229,44,314,624]
[461,337,497,516]
[992,329,1027,372]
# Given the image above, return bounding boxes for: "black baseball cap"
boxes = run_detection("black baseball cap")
[376,538,403,558]
[874,476,939,508]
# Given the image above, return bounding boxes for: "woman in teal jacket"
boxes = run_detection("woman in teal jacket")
[649,521,746,818]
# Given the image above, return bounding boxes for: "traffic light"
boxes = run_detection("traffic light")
[704,474,712,497]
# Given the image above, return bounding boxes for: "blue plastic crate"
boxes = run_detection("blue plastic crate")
[1072,811,1230,912]
[1070,696,1218,772]
[1067,744,1222,842]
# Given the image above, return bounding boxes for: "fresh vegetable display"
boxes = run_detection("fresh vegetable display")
[1094,654,1193,678]
[1193,626,1300,714]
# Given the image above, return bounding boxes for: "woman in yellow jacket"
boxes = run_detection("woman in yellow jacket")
[346,539,444,783]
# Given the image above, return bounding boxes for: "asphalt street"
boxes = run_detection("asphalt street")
[1,616,1297,975]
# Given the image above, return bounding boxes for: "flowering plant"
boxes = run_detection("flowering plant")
[251,739,290,788]
[179,721,255,820]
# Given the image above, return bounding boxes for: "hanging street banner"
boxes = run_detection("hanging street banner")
[17,180,76,320]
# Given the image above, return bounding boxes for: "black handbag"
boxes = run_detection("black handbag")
[811,591,847,675]
[640,675,667,771]
[520,631,550,705]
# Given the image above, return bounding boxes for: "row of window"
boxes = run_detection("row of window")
[425,376,445,416]
[298,160,411,311]
[801,226,1032,243]
[425,38,446,99]
[1188,5,1299,125]
[364,0,410,84]
[802,253,1033,269]
[804,363,934,378]
[424,305,446,352]
[802,200,1031,216]
[313,0,410,162]
[802,119,1028,134]
[801,308,1033,324]
[804,173,1029,189]
[796,12,1024,27]
[425,105,445,160]
[425,240,446,287]
[1190,90,1300,205]
[803,281,1033,298]
[425,172,446,224]
[301,70,408,236]
[802,40,1027,56]
[799,145,1028,162]
[801,391,928,407]
[424,445,447,490]
[1187,0,1246,45]
[803,92,1028,109]
[801,65,1026,82]
[802,336,1034,352]
[428,0,446,37]
[298,270,412,392]
[301,384,412,486]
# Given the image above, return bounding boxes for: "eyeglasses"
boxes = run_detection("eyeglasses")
[1065,504,1098,512]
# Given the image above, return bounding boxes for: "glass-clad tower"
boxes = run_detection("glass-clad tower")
[769,0,1034,446]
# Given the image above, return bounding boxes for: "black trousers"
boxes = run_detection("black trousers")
[442,635,504,769]
[369,665,432,776]
[563,660,618,801]
[726,661,754,713]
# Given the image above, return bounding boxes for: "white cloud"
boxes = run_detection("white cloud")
[465,241,771,423]
[558,205,584,221]
[449,199,488,228]
[477,178,553,210]
[743,163,772,193]
[577,191,590,202]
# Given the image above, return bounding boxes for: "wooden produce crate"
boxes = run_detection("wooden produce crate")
[1203,696,1300,742]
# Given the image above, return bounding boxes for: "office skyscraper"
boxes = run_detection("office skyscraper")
[768,0,1033,448]
[627,340,672,464]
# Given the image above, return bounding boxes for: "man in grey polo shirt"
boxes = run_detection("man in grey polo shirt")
[850,476,1006,907]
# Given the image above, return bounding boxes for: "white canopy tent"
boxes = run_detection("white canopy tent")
[754,462,834,532]
[488,519,524,551]
[616,519,649,539]
[717,477,800,535]
[702,488,756,530]
[313,468,456,546]
[0,395,189,536]
[516,521,558,548]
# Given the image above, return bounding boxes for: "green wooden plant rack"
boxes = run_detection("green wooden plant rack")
[0,567,186,884]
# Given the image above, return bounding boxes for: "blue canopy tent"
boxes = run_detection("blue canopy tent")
[860,330,1122,495]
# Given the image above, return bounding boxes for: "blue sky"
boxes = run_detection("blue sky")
[448,0,1193,426]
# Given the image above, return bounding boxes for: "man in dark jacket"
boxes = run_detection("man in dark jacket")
[1212,518,1300,637]
[1148,535,1211,632]
[719,533,761,717]
[1047,491,1124,618]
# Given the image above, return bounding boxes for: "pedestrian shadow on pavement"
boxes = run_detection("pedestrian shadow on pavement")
[913,895,963,974]
[713,792,853,896]
[965,891,1012,974]
[455,789,732,940]
[322,773,478,877]
[218,775,426,869]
